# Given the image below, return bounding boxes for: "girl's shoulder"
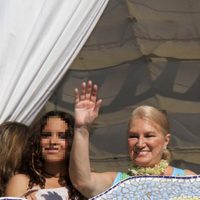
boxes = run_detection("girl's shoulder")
[10,173,29,180]
[5,173,30,197]
[7,173,30,186]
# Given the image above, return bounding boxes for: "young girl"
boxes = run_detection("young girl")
[5,111,85,200]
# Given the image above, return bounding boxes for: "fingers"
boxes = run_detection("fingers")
[80,81,86,100]
[86,80,92,100]
[94,99,103,113]
[74,88,80,104]
[75,80,100,103]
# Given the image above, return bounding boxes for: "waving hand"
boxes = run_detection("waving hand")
[74,80,102,127]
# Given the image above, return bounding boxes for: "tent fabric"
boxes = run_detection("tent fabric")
[0,0,109,124]
[44,0,200,173]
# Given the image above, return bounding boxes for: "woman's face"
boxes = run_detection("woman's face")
[41,117,69,163]
[128,118,170,167]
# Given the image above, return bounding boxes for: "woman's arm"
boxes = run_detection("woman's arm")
[69,81,116,198]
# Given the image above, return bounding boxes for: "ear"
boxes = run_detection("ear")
[164,133,170,148]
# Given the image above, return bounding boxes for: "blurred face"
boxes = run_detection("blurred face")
[41,117,69,163]
[128,118,170,167]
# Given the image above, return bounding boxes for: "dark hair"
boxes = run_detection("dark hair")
[28,111,85,199]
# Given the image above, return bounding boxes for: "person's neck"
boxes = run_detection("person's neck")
[43,162,67,178]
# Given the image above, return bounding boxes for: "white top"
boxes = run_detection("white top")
[22,187,69,200]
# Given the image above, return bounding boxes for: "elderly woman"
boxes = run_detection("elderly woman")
[5,111,85,199]
[69,80,196,198]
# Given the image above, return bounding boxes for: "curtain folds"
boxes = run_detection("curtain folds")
[0,0,109,124]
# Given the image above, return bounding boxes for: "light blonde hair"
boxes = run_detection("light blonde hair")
[129,105,171,160]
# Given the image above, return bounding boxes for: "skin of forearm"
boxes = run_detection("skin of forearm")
[69,126,93,193]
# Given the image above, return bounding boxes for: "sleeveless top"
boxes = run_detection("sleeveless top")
[22,187,69,200]
[112,167,185,186]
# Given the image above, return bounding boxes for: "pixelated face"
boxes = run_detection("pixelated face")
[41,116,69,163]
[128,118,170,167]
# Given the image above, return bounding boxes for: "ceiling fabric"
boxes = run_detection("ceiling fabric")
[43,0,200,173]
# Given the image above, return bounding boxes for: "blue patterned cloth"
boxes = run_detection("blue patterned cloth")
[172,167,185,176]
[90,175,200,200]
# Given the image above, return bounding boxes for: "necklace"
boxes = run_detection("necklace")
[128,159,168,176]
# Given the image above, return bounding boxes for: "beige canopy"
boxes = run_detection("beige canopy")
[42,0,200,173]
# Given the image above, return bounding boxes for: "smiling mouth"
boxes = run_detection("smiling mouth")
[134,150,149,156]
[45,147,59,153]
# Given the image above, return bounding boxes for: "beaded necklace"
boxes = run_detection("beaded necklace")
[128,159,168,176]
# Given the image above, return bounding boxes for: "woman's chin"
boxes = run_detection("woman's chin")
[133,159,153,167]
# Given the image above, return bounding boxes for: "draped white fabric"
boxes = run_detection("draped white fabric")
[0,0,109,124]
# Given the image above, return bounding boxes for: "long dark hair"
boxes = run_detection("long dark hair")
[28,111,86,199]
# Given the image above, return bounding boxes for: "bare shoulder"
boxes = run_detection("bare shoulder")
[5,173,30,197]
[184,169,197,175]
[166,165,197,176]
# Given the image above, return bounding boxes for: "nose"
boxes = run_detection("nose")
[136,137,145,148]
[49,133,58,144]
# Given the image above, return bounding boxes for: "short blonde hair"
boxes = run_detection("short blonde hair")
[129,105,171,160]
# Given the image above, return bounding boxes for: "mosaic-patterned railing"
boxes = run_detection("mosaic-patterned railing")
[89,175,200,200]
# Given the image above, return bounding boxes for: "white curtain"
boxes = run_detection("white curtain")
[0,0,109,125]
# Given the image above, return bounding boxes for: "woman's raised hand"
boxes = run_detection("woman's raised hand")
[74,80,102,127]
